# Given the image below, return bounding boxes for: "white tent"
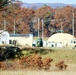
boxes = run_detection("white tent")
[47,33,75,47]
[0,30,9,45]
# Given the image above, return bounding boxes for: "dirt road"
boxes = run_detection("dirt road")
[0,64,76,75]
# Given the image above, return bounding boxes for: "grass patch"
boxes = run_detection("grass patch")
[42,49,76,64]
[22,48,76,64]
[33,37,48,41]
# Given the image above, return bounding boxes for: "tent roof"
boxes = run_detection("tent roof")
[48,33,75,42]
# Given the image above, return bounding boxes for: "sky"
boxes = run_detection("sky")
[21,0,76,4]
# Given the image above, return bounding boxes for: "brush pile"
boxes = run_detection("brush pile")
[0,54,68,71]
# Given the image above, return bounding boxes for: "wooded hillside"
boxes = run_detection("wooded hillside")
[0,4,76,37]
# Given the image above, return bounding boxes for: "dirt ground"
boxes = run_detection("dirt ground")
[0,64,76,75]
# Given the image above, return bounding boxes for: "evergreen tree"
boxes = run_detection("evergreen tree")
[0,0,9,8]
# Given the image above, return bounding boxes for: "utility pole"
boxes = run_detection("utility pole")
[4,11,6,31]
[14,20,16,34]
[42,19,44,40]
[61,22,62,33]
[4,19,6,31]
[38,17,40,38]
[72,8,74,39]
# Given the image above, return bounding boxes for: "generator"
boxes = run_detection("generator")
[36,37,43,47]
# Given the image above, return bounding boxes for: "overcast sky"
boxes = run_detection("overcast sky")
[20,0,76,4]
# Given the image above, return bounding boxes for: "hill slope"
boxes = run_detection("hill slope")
[21,3,76,9]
